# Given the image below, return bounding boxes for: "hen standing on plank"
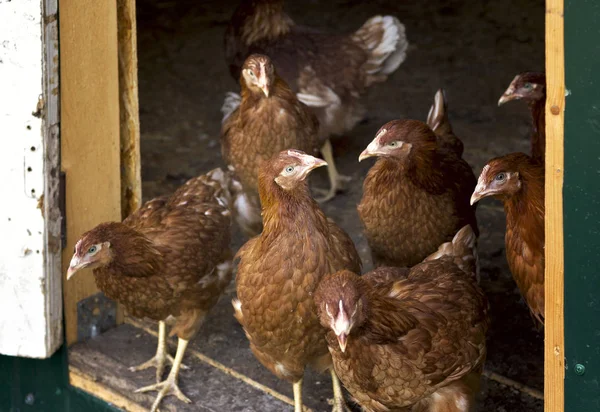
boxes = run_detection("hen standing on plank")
[471,152,545,327]
[315,225,489,412]
[498,72,546,162]
[224,0,409,201]
[67,168,241,412]
[358,90,478,268]
[233,150,361,412]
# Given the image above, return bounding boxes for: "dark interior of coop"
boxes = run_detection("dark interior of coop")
[67,0,545,410]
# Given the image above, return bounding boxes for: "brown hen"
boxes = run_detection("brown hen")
[67,168,241,412]
[471,152,545,327]
[222,54,342,236]
[224,0,409,200]
[314,225,489,412]
[498,72,546,162]
[233,149,361,411]
[358,91,478,268]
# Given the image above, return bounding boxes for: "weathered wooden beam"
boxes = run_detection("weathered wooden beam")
[60,0,122,345]
[117,0,142,220]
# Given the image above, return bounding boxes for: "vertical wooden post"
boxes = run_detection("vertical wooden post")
[544,0,565,410]
[117,0,142,220]
[60,0,122,345]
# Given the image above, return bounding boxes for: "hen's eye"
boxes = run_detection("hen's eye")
[88,246,97,254]
[523,83,533,90]
[284,166,295,174]
[494,173,506,182]
[388,141,399,147]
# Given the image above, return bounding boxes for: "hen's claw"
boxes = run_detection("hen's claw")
[314,173,352,203]
[128,321,188,383]
[135,376,191,412]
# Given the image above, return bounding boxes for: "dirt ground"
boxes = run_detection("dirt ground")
[131,0,545,410]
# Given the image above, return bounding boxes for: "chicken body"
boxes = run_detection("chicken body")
[67,168,240,411]
[358,93,478,268]
[498,72,546,162]
[233,150,361,411]
[221,54,321,236]
[471,152,545,326]
[314,226,489,412]
[225,0,408,139]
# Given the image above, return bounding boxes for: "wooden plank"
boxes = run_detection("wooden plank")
[69,365,148,412]
[60,0,122,345]
[0,0,62,358]
[544,0,565,411]
[117,0,142,220]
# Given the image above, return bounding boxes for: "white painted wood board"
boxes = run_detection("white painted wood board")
[0,0,63,358]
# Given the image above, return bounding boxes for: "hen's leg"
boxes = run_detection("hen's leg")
[330,369,350,412]
[293,378,303,412]
[314,139,352,203]
[128,320,188,382]
[135,337,192,412]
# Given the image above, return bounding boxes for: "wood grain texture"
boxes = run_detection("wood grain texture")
[544,0,565,411]
[117,0,142,219]
[60,0,122,345]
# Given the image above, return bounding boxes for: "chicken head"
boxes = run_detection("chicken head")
[470,154,528,205]
[315,270,367,353]
[241,53,275,98]
[359,119,437,161]
[498,72,546,106]
[266,149,327,190]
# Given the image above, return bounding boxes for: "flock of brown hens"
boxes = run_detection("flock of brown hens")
[66,1,547,411]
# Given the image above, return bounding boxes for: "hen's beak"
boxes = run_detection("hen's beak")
[498,92,519,106]
[337,333,348,353]
[258,75,270,98]
[67,256,88,280]
[298,153,327,172]
[470,179,492,205]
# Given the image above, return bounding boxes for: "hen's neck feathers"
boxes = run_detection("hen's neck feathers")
[529,97,546,161]
[503,165,545,250]
[95,223,164,278]
[238,0,293,45]
[258,178,329,241]
[240,75,296,107]
[372,144,444,192]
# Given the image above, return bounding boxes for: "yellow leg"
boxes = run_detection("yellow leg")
[135,338,192,412]
[128,320,188,383]
[330,369,349,412]
[314,139,352,203]
[293,378,303,412]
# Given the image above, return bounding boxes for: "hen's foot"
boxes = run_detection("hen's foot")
[330,369,351,412]
[134,375,191,412]
[314,174,352,203]
[128,321,188,382]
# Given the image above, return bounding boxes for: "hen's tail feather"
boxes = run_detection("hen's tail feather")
[427,89,449,133]
[221,92,242,124]
[425,225,480,281]
[352,15,409,84]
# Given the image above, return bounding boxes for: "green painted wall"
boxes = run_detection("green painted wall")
[0,347,118,412]
[564,0,600,410]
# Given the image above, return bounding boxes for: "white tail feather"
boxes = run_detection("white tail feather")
[353,15,409,79]
[426,89,447,132]
[221,92,241,124]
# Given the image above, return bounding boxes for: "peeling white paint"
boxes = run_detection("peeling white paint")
[0,0,59,358]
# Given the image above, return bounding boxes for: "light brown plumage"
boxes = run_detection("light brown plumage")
[233,149,361,411]
[358,91,478,268]
[471,152,545,326]
[221,54,321,236]
[66,168,241,411]
[314,225,489,412]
